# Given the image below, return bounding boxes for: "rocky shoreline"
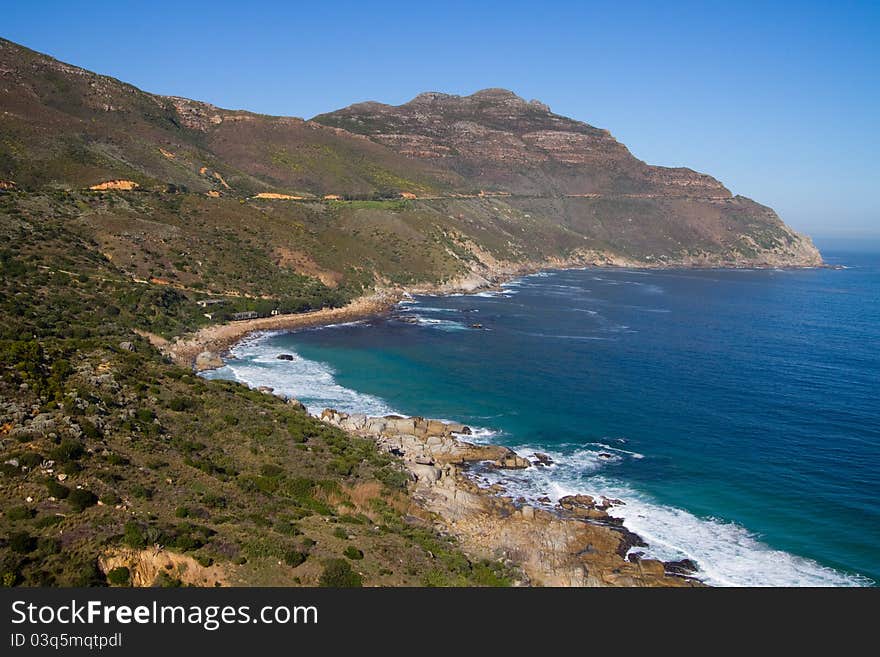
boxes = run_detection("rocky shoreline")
[162,252,832,586]
[320,409,701,587]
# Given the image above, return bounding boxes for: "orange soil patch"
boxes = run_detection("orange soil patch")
[323,194,342,200]
[158,148,175,159]
[89,180,139,191]
[254,192,305,200]
[205,190,221,198]
[99,548,230,587]
[212,171,231,189]
[400,192,418,199]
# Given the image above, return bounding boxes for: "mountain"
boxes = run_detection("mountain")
[0,37,821,276]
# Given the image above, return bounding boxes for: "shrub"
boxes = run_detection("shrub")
[319,559,362,587]
[107,567,130,586]
[152,572,182,588]
[273,520,300,536]
[9,532,36,553]
[50,439,84,462]
[67,488,98,512]
[100,492,121,505]
[18,452,43,468]
[343,546,364,561]
[6,506,34,521]
[135,408,155,424]
[79,418,101,439]
[123,522,145,548]
[130,484,153,499]
[37,537,61,555]
[332,527,348,540]
[46,479,70,499]
[284,550,308,568]
[168,397,193,412]
[175,506,190,518]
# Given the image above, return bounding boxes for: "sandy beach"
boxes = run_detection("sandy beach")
[152,290,402,371]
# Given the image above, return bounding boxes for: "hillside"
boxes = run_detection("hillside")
[0,37,821,587]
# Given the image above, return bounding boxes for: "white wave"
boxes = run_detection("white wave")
[586,442,645,459]
[400,306,460,314]
[473,290,515,298]
[407,315,469,331]
[475,444,871,587]
[200,335,397,416]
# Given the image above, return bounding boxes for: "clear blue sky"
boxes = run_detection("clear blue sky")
[4,0,878,238]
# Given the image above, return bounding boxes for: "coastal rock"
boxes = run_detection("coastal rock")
[318,408,699,587]
[533,452,553,465]
[664,558,699,577]
[492,454,531,469]
[276,354,294,360]
[559,494,596,509]
[194,351,224,371]
[286,398,307,412]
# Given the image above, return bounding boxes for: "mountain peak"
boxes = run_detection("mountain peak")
[402,88,550,113]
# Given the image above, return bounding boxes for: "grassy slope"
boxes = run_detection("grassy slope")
[0,192,517,587]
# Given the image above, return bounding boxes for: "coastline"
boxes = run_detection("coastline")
[160,248,826,373]
[158,252,831,587]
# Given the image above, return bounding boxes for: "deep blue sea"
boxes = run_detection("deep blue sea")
[204,248,880,586]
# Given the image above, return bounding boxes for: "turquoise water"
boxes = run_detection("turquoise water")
[204,250,879,586]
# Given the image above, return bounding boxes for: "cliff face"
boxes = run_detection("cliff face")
[314,87,729,199]
[0,36,821,274]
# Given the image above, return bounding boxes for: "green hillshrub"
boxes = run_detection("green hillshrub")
[67,488,97,512]
[107,567,130,586]
[318,558,362,588]
[6,506,34,521]
[46,479,70,499]
[343,546,364,560]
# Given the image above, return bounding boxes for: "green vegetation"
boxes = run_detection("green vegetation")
[106,566,130,586]
[319,559,362,588]
[0,213,516,586]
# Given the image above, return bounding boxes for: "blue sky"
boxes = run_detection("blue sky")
[4,1,878,237]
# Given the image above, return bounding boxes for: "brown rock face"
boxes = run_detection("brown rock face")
[314,88,729,198]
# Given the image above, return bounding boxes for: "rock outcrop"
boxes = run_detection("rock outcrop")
[320,409,701,587]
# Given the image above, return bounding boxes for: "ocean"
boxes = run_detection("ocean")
[203,248,880,586]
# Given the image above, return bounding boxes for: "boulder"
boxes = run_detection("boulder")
[194,351,223,371]
[493,454,531,469]
[425,419,447,436]
[286,398,307,413]
[664,559,699,577]
[119,341,135,352]
[533,452,553,465]
[446,423,471,435]
[411,463,441,483]
[385,417,416,435]
[559,494,596,509]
